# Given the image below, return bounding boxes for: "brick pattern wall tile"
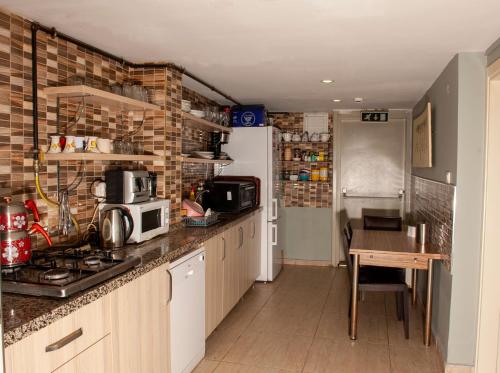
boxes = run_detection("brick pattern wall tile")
[0,9,195,247]
[269,112,334,208]
[410,175,455,270]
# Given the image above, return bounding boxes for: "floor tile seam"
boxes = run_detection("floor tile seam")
[300,268,338,373]
[215,285,276,363]
[219,361,301,372]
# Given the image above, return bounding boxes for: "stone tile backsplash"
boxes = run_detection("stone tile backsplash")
[0,9,220,247]
[269,112,334,208]
[411,175,455,270]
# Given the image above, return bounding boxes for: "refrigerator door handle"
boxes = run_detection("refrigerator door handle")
[271,223,278,246]
[271,198,278,220]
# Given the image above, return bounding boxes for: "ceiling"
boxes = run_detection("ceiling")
[2,0,500,111]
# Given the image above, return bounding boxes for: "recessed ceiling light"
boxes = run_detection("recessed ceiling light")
[354,97,363,103]
[321,79,334,84]
[332,99,342,103]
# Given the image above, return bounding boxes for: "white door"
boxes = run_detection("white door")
[336,111,406,260]
[475,58,500,372]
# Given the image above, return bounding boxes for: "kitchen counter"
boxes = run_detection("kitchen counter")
[2,207,262,347]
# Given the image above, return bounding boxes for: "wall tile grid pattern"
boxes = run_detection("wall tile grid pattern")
[411,175,455,270]
[0,10,200,247]
[268,112,334,208]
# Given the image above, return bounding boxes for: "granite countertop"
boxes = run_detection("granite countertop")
[2,207,261,347]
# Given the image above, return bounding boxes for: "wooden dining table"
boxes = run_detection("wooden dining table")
[349,229,448,346]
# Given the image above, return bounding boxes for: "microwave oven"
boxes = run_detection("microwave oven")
[99,199,170,244]
[205,181,256,213]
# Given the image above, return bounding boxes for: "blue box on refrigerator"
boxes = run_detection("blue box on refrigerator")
[231,105,267,127]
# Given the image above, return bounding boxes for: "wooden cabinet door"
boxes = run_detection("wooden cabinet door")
[222,225,239,316]
[111,263,170,373]
[205,234,224,337]
[52,335,112,373]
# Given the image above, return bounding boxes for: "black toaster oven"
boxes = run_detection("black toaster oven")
[205,181,256,213]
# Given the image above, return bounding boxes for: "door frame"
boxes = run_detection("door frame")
[475,57,500,372]
[331,110,411,266]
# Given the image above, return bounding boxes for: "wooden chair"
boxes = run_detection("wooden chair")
[343,225,409,339]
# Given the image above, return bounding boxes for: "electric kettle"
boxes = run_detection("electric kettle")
[100,207,134,248]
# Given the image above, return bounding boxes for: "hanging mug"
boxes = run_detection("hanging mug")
[63,136,76,153]
[48,135,62,153]
[85,136,100,153]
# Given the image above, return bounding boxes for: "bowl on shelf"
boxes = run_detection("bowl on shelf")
[320,133,330,142]
[289,174,298,181]
[190,109,205,118]
[181,100,192,112]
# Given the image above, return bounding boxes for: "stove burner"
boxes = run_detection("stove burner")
[2,265,23,274]
[83,256,101,266]
[43,268,70,281]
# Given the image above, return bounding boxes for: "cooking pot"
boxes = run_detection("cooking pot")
[0,198,40,232]
[0,223,52,267]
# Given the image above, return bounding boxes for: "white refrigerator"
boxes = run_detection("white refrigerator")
[221,126,283,282]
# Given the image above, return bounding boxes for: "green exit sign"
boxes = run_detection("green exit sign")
[361,111,389,122]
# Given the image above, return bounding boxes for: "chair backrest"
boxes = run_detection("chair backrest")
[345,221,353,246]
[342,226,353,280]
[363,215,402,231]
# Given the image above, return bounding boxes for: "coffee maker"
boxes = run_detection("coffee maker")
[209,131,230,159]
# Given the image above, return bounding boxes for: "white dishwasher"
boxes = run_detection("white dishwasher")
[168,247,206,373]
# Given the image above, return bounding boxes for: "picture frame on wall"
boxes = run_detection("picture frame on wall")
[412,102,432,168]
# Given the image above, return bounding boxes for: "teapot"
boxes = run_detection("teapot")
[0,197,40,232]
[0,197,52,267]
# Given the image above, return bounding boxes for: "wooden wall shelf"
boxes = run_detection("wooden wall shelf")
[43,85,161,111]
[43,153,163,162]
[281,160,331,164]
[177,156,233,165]
[182,112,233,133]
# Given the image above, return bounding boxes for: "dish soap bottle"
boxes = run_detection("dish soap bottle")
[189,185,196,201]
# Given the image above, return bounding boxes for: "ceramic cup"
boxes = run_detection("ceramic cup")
[320,133,330,142]
[48,135,62,153]
[282,132,292,142]
[75,137,85,152]
[85,136,99,153]
[97,138,111,154]
[63,136,76,153]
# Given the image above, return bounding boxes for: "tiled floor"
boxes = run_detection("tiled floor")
[194,265,443,373]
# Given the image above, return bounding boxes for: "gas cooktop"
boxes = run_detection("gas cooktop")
[2,244,141,298]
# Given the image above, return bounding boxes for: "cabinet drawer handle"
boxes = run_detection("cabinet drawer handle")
[239,227,243,249]
[222,237,226,260]
[45,328,83,352]
[252,221,256,239]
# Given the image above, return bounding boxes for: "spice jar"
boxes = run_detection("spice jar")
[311,168,320,181]
[284,147,292,161]
[320,167,328,181]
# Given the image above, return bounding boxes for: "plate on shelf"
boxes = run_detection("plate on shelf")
[190,109,205,118]
[193,151,214,159]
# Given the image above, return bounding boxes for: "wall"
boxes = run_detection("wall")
[411,53,486,366]
[413,56,459,184]
[0,9,216,247]
[267,112,334,262]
